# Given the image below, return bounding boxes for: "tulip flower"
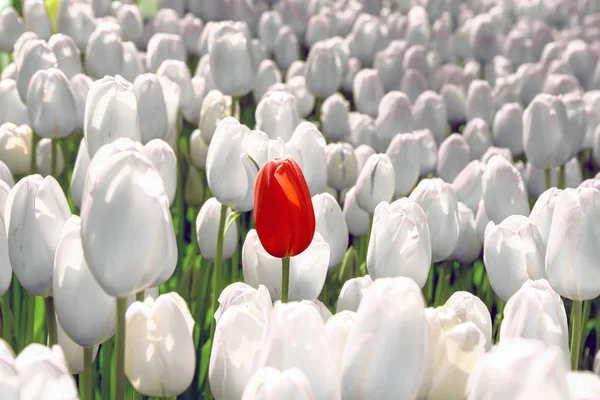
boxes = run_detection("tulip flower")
[273,26,299,70]
[466,80,494,126]
[0,79,30,126]
[469,14,499,65]
[342,186,370,238]
[242,229,329,301]
[35,139,65,177]
[132,73,168,144]
[56,319,99,375]
[288,122,327,196]
[483,215,547,302]
[355,153,395,215]
[336,275,373,313]
[342,58,361,93]
[48,34,81,79]
[15,39,57,102]
[493,102,524,156]
[441,84,467,129]
[529,187,562,247]
[84,26,124,79]
[146,33,186,73]
[413,91,448,145]
[374,92,413,153]
[481,146,513,164]
[0,123,32,175]
[373,200,431,283]
[0,8,24,52]
[321,94,351,142]
[286,76,315,119]
[26,68,77,141]
[68,74,93,133]
[341,277,427,400]
[304,39,343,99]
[253,60,282,103]
[436,134,471,183]
[481,155,530,224]
[450,203,482,264]
[255,90,300,142]
[125,293,195,397]
[347,14,387,66]
[462,118,492,160]
[444,291,493,350]
[325,143,358,194]
[196,198,238,262]
[374,40,406,92]
[22,0,51,40]
[466,339,569,400]
[258,301,341,400]
[325,311,356,378]
[312,193,348,268]
[415,128,438,177]
[258,10,283,53]
[152,8,180,35]
[567,371,600,400]
[500,279,569,361]
[242,367,314,400]
[409,178,459,262]
[56,0,95,51]
[353,69,384,118]
[401,68,428,104]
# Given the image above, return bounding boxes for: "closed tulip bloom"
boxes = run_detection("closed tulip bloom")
[56,319,100,374]
[288,122,327,195]
[374,92,413,153]
[342,57,361,93]
[5,175,70,296]
[68,74,93,133]
[253,60,282,104]
[567,371,600,400]
[410,178,459,262]
[343,186,370,238]
[15,39,57,102]
[196,198,238,262]
[258,11,283,53]
[466,80,494,126]
[325,311,356,379]
[355,153,395,215]
[445,291,493,350]
[0,8,24,52]
[483,215,547,302]
[493,102,524,156]
[273,26,299,70]
[462,118,492,160]
[320,93,350,142]
[312,193,348,269]
[80,150,176,297]
[56,0,95,52]
[255,90,300,142]
[53,217,115,347]
[305,14,334,48]
[242,229,329,301]
[146,33,185,73]
[156,60,194,110]
[35,139,65,177]
[181,76,207,126]
[482,155,529,223]
[469,14,499,64]
[500,279,569,360]
[415,129,438,177]
[437,134,471,183]
[0,123,32,175]
[242,367,314,400]
[304,39,342,99]
[374,41,406,92]
[450,203,482,264]
[254,158,315,258]
[336,275,373,313]
[385,133,420,197]
[198,89,231,144]
[0,79,29,126]
[84,26,123,78]
[546,187,600,300]
[400,68,428,104]
[68,139,90,210]
[347,14,387,66]
[348,113,376,149]
[213,282,272,325]
[341,277,427,400]
[563,40,594,89]
[529,187,562,246]
[48,34,81,79]
[152,8,180,35]
[27,68,77,139]
[441,84,467,126]
[125,293,195,397]
[117,42,143,83]
[368,198,431,286]
[413,91,448,145]
[84,75,141,159]
[466,339,569,400]
[133,73,168,143]
[353,69,384,118]
[22,0,51,40]
[286,76,315,119]
[325,143,357,193]
[115,4,143,43]
[142,139,177,205]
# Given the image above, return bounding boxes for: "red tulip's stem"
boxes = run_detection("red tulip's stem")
[81,346,93,400]
[544,168,552,191]
[558,165,566,190]
[44,296,58,346]
[50,137,58,178]
[570,300,583,370]
[281,257,290,303]
[115,296,127,400]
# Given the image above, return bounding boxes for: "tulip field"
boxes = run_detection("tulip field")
[3,0,600,399]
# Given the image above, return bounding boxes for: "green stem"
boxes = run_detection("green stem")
[208,204,228,342]
[50,137,58,177]
[176,114,186,266]
[433,264,450,306]
[44,296,58,346]
[570,299,583,370]
[314,97,323,128]
[232,97,240,120]
[544,168,552,191]
[115,297,127,400]
[558,164,566,190]
[81,346,93,400]
[0,296,12,346]
[135,290,145,302]
[281,257,290,303]
[101,339,112,398]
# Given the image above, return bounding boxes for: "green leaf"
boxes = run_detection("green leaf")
[198,339,212,390]
[337,247,359,284]
[225,212,242,235]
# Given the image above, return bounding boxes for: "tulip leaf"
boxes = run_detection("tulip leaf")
[225,212,242,235]
[198,339,212,389]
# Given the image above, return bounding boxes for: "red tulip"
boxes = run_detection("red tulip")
[254,157,316,258]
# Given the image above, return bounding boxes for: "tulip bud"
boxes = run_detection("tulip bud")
[35,138,65,177]
[196,198,238,262]
[341,277,427,400]
[273,26,300,70]
[258,11,283,53]
[23,0,52,40]
[467,339,569,400]
[462,118,492,160]
[336,274,373,313]
[437,134,471,183]
[0,122,32,175]
[492,102,524,156]
[450,202,482,264]
[0,7,24,52]
[67,74,92,133]
[347,14,387,66]
[414,128,438,177]
[445,291,493,350]
[546,187,600,300]
[5,175,71,296]
[286,76,315,119]
[353,69,384,118]
[355,153,395,215]
[132,73,168,144]
[482,155,529,223]
[81,150,176,297]
[469,14,499,64]
[374,92,413,153]
[152,8,180,35]
[84,26,124,78]
[342,57,361,93]
[325,142,357,193]
[53,217,115,347]
[242,229,329,301]
[84,75,142,159]
[374,40,406,92]
[126,293,195,397]
[312,193,348,268]
[529,187,562,247]
[15,39,57,102]
[466,80,493,126]
[198,89,231,144]
[27,68,77,139]
[413,91,448,145]
[253,60,282,104]
[146,33,185,73]
[241,367,314,400]
[452,161,483,215]
[56,319,99,374]
[321,93,350,142]
[289,122,327,195]
[255,90,300,142]
[483,215,547,302]
[500,279,569,360]
[383,133,420,197]
[304,39,343,99]
[0,78,30,127]
[368,198,431,286]
[47,34,81,79]
[441,84,467,127]
[567,371,600,400]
